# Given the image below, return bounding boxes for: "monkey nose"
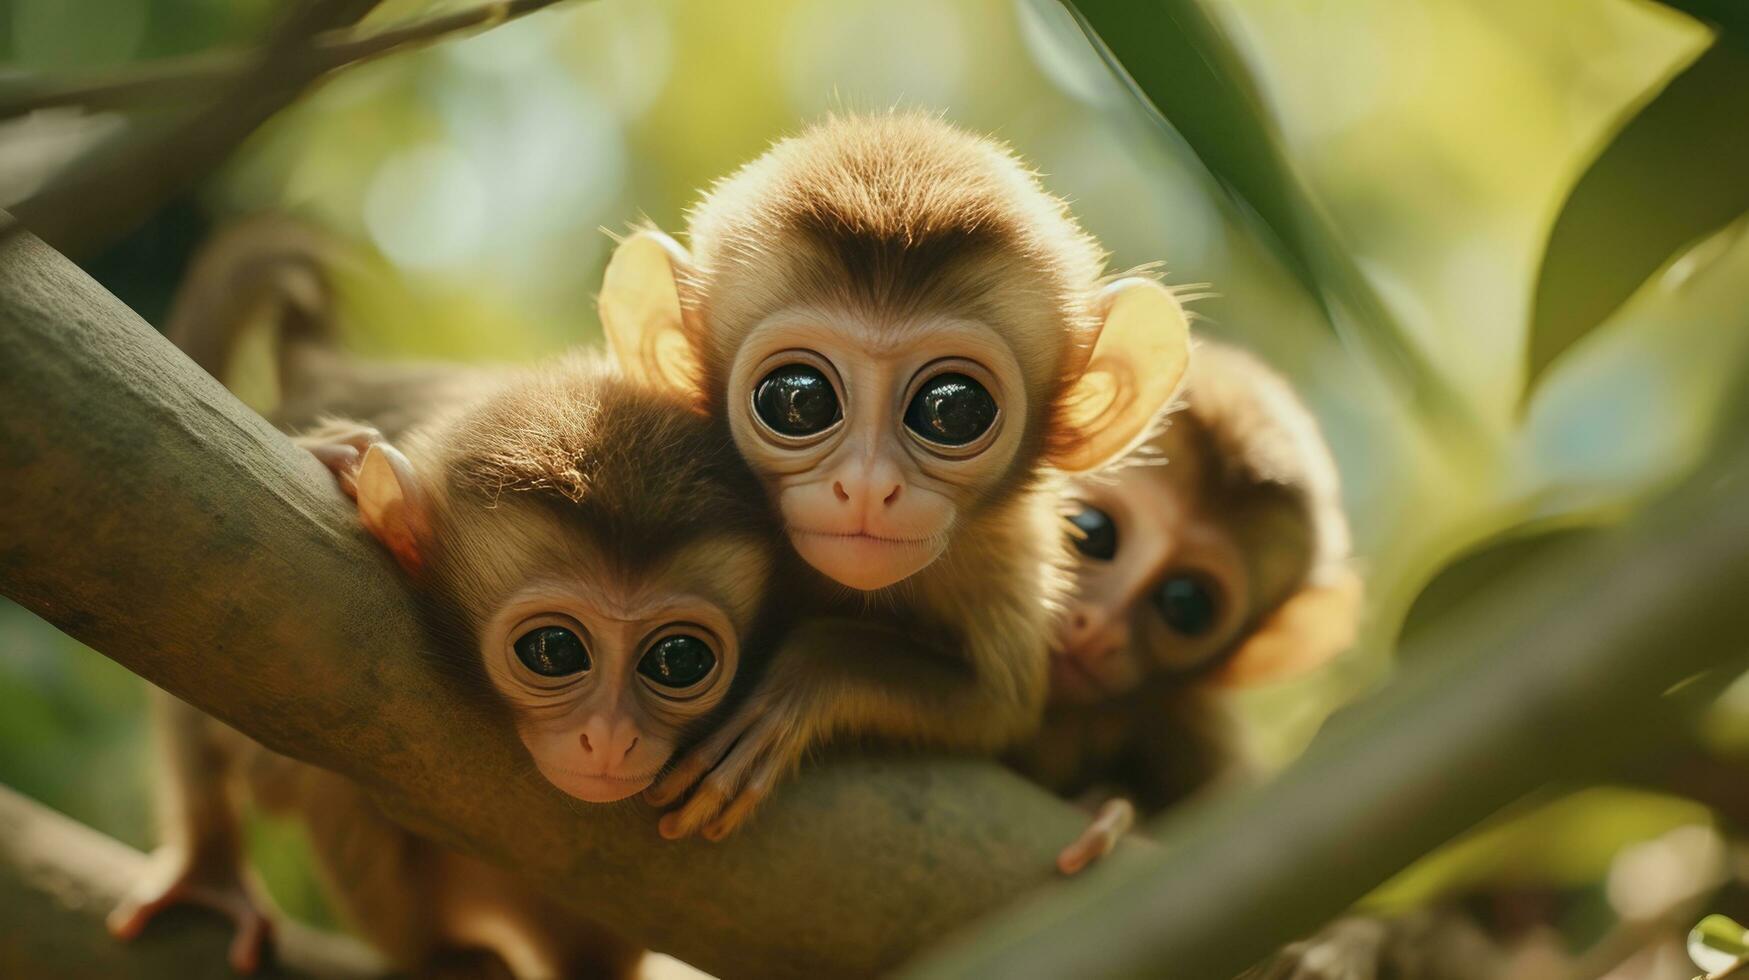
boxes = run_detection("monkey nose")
[579,725,640,764]
[830,477,905,509]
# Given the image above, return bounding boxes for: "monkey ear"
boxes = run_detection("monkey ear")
[600,229,703,398]
[354,443,432,578]
[1212,568,1364,687]
[1051,278,1190,473]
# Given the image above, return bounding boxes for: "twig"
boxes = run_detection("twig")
[0,0,577,123]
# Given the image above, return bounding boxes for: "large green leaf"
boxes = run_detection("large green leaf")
[1527,39,1749,400]
[1061,0,1472,432]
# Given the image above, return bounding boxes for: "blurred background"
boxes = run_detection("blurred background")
[2,0,1746,972]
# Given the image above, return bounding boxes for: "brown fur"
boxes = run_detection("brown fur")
[627,113,1190,840]
[681,111,1109,475]
[1015,337,1357,818]
[127,220,774,977]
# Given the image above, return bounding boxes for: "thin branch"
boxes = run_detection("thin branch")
[0,0,578,123]
[4,0,579,258]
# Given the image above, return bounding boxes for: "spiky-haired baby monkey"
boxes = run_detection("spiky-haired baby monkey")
[599,111,1191,839]
[111,221,782,976]
[1010,338,1363,873]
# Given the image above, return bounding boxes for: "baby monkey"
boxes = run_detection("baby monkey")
[111,221,781,976]
[600,112,1191,839]
[1009,338,1363,873]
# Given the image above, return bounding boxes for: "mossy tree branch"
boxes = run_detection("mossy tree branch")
[0,228,1099,978]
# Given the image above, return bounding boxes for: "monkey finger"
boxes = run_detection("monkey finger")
[658,773,736,840]
[303,443,362,497]
[1056,797,1135,876]
[700,720,799,841]
[646,713,752,807]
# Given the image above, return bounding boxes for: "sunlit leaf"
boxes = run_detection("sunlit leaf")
[1527,41,1749,400]
[1688,913,1749,975]
[1060,0,1473,433]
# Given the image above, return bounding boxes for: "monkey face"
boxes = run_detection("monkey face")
[1051,460,1257,705]
[726,309,1028,591]
[475,548,757,803]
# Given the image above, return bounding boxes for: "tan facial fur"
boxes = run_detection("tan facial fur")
[725,308,1030,589]
[477,537,767,802]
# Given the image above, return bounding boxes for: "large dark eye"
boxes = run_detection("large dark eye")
[514,626,590,677]
[753,364,841,437]
[904,372,997,447]
[1067,504,1117,561]
[638,635,717,689]
[1154,575,1220,637]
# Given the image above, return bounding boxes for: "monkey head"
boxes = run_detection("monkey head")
[1051,341,1363,704]
[599,112,1190,592]
[303,358,779,802]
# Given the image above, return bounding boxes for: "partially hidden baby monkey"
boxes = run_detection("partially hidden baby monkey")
[598,111,1192,839]
[1009,337,1364,873]
[111,220,783,976]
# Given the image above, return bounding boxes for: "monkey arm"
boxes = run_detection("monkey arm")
[648,618,1048,839]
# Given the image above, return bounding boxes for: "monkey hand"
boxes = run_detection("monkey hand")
[294,422,388,500]
[109,843,274,974]
[1056,796,1136,875]
[644,696,810,842]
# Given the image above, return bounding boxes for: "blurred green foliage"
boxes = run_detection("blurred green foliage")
[4,0,1749,950]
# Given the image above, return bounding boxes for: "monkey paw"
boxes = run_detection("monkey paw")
[108,845,274,974]
[645,704,805,842]
[1057,797,1135,875]
[294,423,387,500]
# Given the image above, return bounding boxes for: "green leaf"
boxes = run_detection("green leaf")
[1688,913,1749,975]
[1060,0,1475,436]
[1397,523,1606,657]
[1527,41,1749,400]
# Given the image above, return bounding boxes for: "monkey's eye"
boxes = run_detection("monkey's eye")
[753,364,841,437]
[1153,575,1220,637]
[904,372,998,447]
[1066,504,1117,561]
[638,635,717,689]
[514,626,591,677]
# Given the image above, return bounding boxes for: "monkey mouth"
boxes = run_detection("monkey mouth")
[793,529,933,546]
[541,765,661,803]
[790,529,944,591]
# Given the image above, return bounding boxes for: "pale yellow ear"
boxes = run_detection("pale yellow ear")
[1052,278,1190,472]
[1213,568,1364,687]
[356,444,431,578]
[599,229,702,397]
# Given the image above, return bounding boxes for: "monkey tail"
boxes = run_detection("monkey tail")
[164,214,339,389]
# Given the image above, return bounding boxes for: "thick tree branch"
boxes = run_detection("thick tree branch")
[904,432,1749,976]
[0,783,382,979]
[0,229,1097,978]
